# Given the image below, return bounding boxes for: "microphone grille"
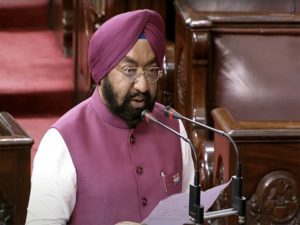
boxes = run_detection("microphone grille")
[141,110,150,119]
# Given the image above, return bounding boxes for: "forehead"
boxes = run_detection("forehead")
[120,39,156,66]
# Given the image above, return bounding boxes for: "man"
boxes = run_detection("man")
[26,9,194,225]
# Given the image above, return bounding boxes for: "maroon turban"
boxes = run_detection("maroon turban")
[88,9,166,83]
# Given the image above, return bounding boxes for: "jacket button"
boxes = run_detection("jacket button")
[130,135,136,144]
[136,166,144,175]
[142,197,147,206]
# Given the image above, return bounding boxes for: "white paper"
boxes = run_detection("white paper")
[142,180,232,225]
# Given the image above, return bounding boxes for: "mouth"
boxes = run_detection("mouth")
[130,97,146,108]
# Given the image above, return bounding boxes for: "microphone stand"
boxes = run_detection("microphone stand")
[186,139,204,225]
[141,110,204,225]
[164,106,246,224]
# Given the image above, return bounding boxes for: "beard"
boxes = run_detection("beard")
[101,77,156,128]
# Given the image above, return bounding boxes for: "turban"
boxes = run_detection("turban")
[88,9,166,83]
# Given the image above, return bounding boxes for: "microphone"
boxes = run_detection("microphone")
[164,106,246,224]
[141,110,204,224]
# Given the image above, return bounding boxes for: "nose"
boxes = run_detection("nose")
[133,72,150,93]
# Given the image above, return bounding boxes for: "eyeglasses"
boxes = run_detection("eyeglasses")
[116,66,163,83]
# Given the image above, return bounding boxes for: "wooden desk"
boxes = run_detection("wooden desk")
[211,108,300,225]
[173,0,300,148]
[173,0,300,200]
[0,112,33,225]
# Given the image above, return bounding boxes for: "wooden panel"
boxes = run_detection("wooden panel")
[190,1,295,12]
[174,0,300,148]
[51,0,73,56]
[73,0,94,103]
[174,0,211,151]
[211,108,300,225]
[173,3,300,223]
[0,112,33,225]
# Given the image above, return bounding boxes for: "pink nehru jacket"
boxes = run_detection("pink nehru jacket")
[88,9,166,83]
[53,89,183,224]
